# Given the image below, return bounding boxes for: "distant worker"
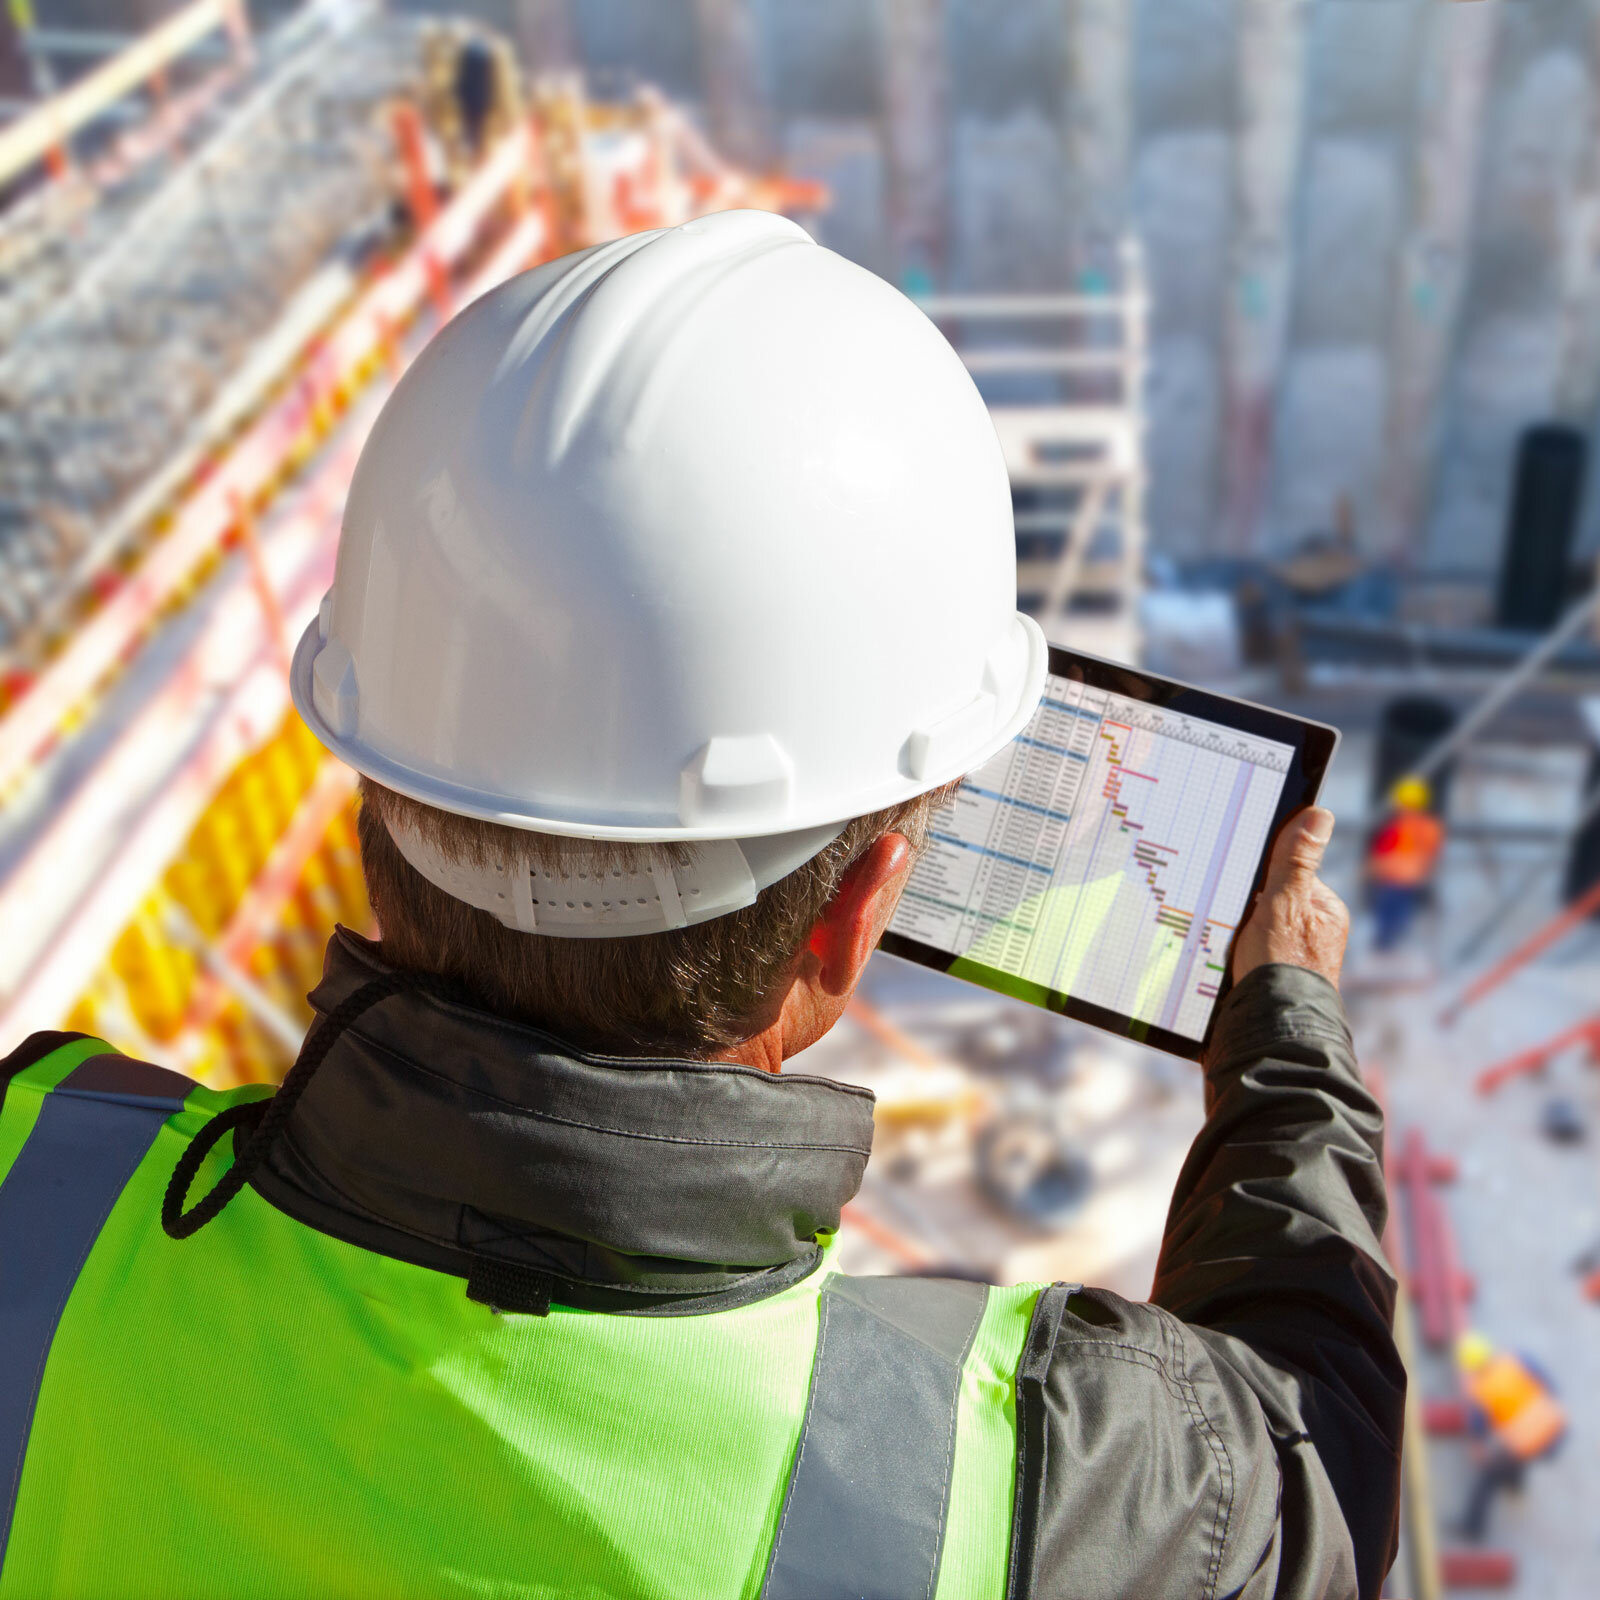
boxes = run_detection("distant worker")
[1368,774,1444,950]
[453,34,496,156]
[1455,1331,1567,1543]
[0,213,1403,1598]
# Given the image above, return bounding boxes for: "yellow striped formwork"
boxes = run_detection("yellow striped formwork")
[64,718,371,1089]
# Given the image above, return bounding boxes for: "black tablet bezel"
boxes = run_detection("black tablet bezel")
[878,645,1340,1061]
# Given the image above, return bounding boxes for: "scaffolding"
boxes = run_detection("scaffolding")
[0,3,416,658]
[0,0,249,186]
[920,238,1149,665]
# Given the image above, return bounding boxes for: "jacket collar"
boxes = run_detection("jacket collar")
[248,929,875,1313]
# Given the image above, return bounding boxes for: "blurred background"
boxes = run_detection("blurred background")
[0,0,1596,1593]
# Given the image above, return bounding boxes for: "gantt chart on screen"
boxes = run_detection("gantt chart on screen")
[892,676,1293,1040]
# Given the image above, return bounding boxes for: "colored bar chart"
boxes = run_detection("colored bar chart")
[891,674,1292,1040]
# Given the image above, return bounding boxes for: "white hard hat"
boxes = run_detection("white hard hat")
[293,209,1046,933]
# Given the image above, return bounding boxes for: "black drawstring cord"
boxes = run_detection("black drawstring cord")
[163,974,411,1240]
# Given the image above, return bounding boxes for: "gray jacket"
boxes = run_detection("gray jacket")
[244,932,1404,1599]
[1008,962,1403,1599]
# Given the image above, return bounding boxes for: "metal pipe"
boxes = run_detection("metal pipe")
[917,293,1136,319]
[1296,608,1600,673]
[959,348,1133,374]
[22,30,139,59]
[1382,592,1600,808]
[1441,868,1600,1023]
[162,902,306,1055]
[1449,772,1600,967]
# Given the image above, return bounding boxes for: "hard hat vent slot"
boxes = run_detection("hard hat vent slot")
[679,734,794,827]
[310,639,360,739]
[903,690,997,780]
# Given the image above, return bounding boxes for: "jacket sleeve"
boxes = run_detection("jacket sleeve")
[1010,964,1405,1600]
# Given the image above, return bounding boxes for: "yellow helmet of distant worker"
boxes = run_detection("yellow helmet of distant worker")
[1391,774,1432,812]
[1455,1330,1493,1373]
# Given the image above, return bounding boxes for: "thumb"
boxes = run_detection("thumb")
[1264,807,1334,893]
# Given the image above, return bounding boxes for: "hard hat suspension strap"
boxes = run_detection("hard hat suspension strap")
[384,813,845,939]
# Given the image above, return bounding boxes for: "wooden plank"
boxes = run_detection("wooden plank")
[0,0,240,186]
[0,124,533,795]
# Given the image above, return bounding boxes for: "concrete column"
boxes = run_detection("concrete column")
[1062,0,1130,279]
[693,0,774,169]
[1220,0,1308,553]
[1379,0,1501,557]
[1554,0,1600,423]
[515,0,580,75]
[880,0,947,290]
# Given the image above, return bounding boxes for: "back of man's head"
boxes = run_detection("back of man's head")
[292,212,1047,1050]
[357,778,951,1056]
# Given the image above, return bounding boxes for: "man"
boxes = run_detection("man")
[1367,774,1444,952]
[0,211,1402,1598]
[1455,1331,1566,1544]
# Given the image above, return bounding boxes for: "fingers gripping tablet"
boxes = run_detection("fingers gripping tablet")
[881,647,1339,1061]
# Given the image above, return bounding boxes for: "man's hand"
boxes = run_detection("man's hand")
[1231,806,1348,989]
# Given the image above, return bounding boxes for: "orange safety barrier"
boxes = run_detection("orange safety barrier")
[5,79,829,1083]
[1475,1014,1600,1097]
[1396,1128,1473,1349]
[0,120,543,796]
[0,0,249,188]
[838,1203,934,1272]
[176,758,361,1039]
[1441,874,1600,1025]
[1439,1550,1515,1589]
[64,718,370,1084]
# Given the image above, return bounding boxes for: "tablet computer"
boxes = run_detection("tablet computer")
[880,646,1339,1061]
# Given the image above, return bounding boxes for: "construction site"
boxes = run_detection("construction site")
[1,2,1598,1596]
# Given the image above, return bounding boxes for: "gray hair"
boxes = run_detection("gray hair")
[356,777,952,1056]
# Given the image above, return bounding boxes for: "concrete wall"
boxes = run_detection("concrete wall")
[206,2,1600,580]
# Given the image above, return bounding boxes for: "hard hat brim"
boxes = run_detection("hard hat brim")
[290,610,1049,841]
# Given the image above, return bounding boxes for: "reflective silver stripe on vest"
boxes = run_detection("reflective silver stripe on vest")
[763,1274,989,1600]
[0,1055,189,1562]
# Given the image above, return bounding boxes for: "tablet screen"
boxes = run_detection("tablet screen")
[882,649,1335,1058]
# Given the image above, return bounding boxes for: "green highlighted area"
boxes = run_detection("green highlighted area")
[932,871,1186,1027]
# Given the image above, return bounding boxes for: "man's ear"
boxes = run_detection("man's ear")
[807,833,913,997]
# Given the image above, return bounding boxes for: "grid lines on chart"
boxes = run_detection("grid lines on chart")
[890,675,1293,1041]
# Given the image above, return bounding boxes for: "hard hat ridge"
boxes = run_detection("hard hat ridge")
[292,209,1047,932]
[517,211,815,462]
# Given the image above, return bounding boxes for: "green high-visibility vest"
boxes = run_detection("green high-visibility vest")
[0,1036,1041,1599]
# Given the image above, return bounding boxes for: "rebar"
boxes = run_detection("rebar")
[0,4,421,659]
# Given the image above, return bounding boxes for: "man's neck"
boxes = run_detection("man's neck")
[717,1025,786,1074]
[713,983,841,1074]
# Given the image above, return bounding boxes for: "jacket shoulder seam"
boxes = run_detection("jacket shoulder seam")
[337,1022,873,1157]
[1158,1312,1235,1600]
[1052,1330,1235,1600]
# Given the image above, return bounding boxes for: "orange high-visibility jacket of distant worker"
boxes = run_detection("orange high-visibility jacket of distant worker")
[1369,806,1444,888]
[1463,1348,1567,1461]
